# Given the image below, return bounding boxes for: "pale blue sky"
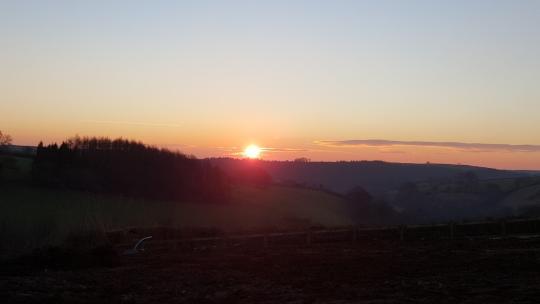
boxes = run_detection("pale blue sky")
[1,1,539,168]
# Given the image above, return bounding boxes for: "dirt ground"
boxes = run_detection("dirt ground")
[3,238,540,304]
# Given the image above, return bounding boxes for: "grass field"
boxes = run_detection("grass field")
[0,155,32,181]
[0,183,353,258]
[0,154,353,258]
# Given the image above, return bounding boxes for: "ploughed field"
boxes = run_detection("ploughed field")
[3,237,540,303]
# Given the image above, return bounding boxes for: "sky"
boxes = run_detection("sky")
[1,0,539,169]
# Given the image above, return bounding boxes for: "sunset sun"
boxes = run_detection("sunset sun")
[243,144,262,159]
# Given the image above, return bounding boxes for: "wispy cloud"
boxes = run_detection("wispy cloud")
[82,120,182,128]
[262,147,309,152]
[316,139,540,153]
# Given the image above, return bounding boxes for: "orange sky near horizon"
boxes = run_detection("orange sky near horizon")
[2,1,540,170]
[5,123,540,170]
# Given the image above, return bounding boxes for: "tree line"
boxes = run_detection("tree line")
[32,136,231,203]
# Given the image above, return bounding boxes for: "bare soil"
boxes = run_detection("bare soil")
[3,238,540,303]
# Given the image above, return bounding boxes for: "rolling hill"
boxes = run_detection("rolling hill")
[501,184,540,216]
[210,158,529,195]
[0,184,353,258]
[1,152,356,257]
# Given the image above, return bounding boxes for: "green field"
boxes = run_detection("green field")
[0,155,32,181]
[0,154,353,258]
[0,183,352,258]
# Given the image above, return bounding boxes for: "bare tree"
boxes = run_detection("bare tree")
[0,131,12,146]
[0,131,11,183]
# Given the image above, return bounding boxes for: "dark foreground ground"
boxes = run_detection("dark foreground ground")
[3,237,540,304]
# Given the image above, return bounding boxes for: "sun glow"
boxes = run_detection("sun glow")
[243,144,262,159]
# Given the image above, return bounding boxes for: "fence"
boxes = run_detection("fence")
[114,217,540,252]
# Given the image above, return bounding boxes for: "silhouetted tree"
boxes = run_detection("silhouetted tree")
[32,136,231,203]
[346,186,373,203]
[0,131,12,146]
[346,186,396,225]
[0,131,13,183]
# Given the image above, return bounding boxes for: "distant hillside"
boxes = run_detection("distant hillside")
[210,158,527,195]
[1,147,530,196]
[501,184,540,216]
[393,176,540,223]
